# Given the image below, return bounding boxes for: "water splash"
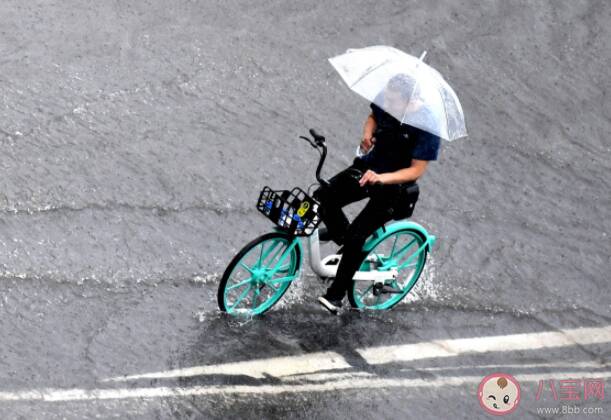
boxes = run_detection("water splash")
[403,254,441,304]
[191,272,219,285]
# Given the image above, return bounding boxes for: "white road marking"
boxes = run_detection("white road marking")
[105,325,611,383]
[357,325,611,365]
[280,371,375,382]
[1,325,608,403]
[0,371,610,402]
[104,351,350,382]
[400,361,609,373]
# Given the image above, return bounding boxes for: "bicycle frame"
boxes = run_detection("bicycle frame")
[271,221,436,285]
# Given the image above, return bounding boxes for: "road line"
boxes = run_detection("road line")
[105,325,611,384]
[357,325,611,365]
[279,371,374,382]
[1,371,610,402]
[104,351,350,382]
[400,361,609,373]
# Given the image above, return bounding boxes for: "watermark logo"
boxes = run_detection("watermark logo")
[536,378,605,401]
[478,372,521,416]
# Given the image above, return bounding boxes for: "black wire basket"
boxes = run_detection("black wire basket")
[256,186,322,236]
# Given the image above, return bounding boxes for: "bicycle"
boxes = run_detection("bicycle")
[217,129,437,316]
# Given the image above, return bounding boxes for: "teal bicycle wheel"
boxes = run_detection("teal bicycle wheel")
[218,232,301,316]
[348,228,428,310]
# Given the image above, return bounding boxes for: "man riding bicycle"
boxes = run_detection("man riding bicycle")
[314,73,441,314]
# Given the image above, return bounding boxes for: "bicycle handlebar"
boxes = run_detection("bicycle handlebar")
[298,129,388,195]
[309,129,325,144]
[299,129,330,188]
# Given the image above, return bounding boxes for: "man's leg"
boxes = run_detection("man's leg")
[312,165,368,245]
[322,194,395,302]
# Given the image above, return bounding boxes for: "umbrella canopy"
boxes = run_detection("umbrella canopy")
[329,45,467,141]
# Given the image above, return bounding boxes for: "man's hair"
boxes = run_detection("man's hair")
[386,73,416,101]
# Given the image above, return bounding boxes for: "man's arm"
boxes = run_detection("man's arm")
[361,113,376,151]
[379,159,428,184]
[359,159,429,187]
[358,114,440,188]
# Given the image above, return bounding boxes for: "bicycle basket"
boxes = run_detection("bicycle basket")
[256,186,322,236]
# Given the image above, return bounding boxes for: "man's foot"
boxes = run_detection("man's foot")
[317,295,343,315]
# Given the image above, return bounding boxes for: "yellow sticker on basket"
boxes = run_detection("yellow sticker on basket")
[297,201,310,217]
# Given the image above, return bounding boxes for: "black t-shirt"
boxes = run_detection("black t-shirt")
[357,100,441,174]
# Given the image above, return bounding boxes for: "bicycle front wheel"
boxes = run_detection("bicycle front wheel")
[348,228,428,310]
[218,232,301,316]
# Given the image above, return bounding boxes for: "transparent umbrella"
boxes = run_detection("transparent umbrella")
[329,45,467,141]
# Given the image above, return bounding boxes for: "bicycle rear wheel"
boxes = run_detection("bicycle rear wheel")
[218,232,301,316]
[348,228,427,310]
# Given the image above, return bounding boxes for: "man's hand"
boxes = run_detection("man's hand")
[359,169,384,187]
[360,135,376,153]
[360,113,377,153]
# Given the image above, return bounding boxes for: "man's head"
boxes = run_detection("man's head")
[383,73,416,118]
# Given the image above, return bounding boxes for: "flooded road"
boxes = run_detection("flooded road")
[0,0,609,418]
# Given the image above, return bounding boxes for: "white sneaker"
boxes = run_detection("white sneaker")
[317,296,342,315]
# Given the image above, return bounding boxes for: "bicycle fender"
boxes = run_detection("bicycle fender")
[362,221,437,253]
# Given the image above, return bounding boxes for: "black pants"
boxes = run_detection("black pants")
[312,158,419,301]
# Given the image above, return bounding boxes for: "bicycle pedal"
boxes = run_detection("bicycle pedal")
[373,284,402,296]
[380,285,403,294]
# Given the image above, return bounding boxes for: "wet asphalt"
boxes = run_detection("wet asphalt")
[0,0,610,419]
